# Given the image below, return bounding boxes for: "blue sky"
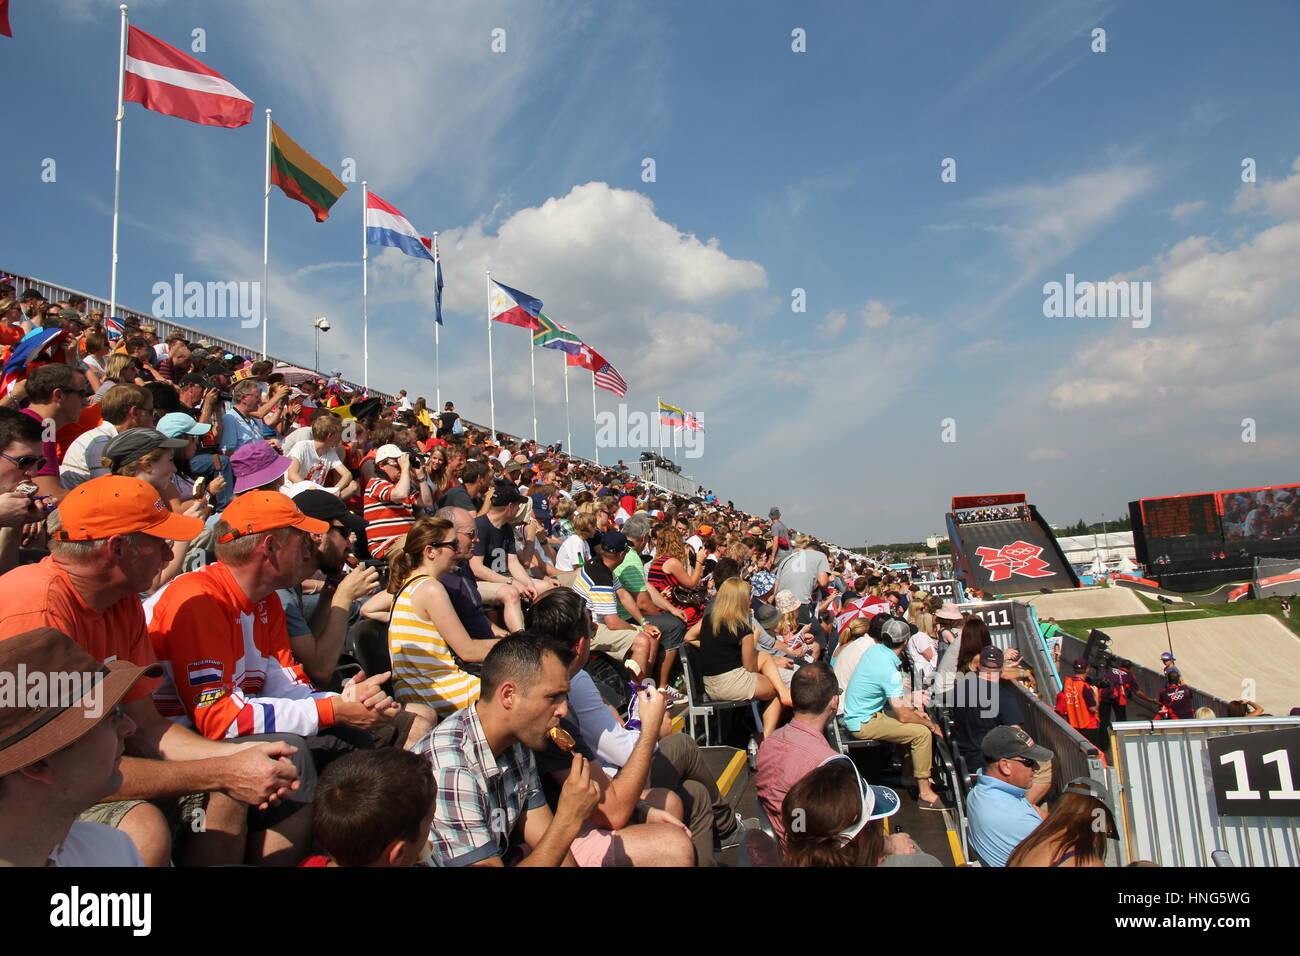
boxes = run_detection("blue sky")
[5,0,1300,543]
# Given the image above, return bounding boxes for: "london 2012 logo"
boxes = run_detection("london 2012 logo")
[974,541,1053,581]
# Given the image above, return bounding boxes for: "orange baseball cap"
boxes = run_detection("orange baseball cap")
[55,476,205,542]
[697,524,715,536]
[217,490,329,543]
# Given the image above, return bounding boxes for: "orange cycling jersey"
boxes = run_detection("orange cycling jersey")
[145,562,336,739]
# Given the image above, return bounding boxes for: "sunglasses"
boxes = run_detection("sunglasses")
[1,451,47,471]
[1006,756,1038,770]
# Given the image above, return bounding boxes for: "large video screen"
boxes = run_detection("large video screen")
[1141,494,1221,539]
[1219,485,1300,541]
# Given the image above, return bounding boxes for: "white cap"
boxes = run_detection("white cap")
[375,444,404,463]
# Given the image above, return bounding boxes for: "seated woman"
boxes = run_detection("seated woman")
[1007,777,1116,867]
[647,526,707,637]
[363,516,498,718]
[781,755,940,867]
[697,577,793,738]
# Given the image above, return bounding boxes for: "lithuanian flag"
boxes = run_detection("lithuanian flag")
[270,121,346,222]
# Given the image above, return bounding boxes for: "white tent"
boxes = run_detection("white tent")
[1116,555,1138,575]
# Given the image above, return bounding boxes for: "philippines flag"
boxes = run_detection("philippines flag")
[594,360,628,397]
[488,280,544,331]
[366,192,434,262]
[0,327,69,398]
[124,26,253,128]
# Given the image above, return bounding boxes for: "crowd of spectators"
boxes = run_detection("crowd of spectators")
[953,506,1029,525]
[0,286,1148,869]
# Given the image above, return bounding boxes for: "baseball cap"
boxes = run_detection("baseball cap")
[696,524,714,537]
[599,531,628,553]
[290,487,367,535]
[879,618,912,646]
[374,444,404,464]
[0,628,164,776]
[216,491,328,542]
[102,427,188,470]
[978,645,1004,670]
[1073,658,1089,673]
[817,753,900,840]
[178,374,210,389]
[231,441,292,494]
[754,603,781,630]
[156,412,211,439]
[981,725,1053,764]
[1160,652,1175,661]
[54,476,204,542]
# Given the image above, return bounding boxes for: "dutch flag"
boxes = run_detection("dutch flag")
[365,192,434,262]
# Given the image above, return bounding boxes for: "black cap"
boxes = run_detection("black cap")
[102,427,187,469]
[978,646,1004,670]
[178,373,210,389]
[290,488,367,534]
[599,531,628,553]
[490,480,528,508]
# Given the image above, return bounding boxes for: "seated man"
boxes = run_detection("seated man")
[0,628,159,866]
[965,726,1053,867]
[363,444,433,559]
[146,491,425,772]
[0,477,306,867]
[436,505,520,638]
[572,532,660,681]
[415,632,604,866]
[618,514,689,688]
[755,661,839,844]
[305,749,437,867]
[842,616,949,811]
[470,480,555,605]
[527,588,736,865]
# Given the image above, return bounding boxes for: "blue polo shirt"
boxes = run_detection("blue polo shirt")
[966,770,1043,867]
[843,643,905,733]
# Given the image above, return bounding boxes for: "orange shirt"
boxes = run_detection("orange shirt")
[0,557,160,702]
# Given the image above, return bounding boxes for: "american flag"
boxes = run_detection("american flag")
[593,360,628,397]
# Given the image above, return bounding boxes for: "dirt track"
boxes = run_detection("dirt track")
[1102,615,1300,716]
[1025,587,1149,620]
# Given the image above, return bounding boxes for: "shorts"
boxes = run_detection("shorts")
[570,820,620,867]
[647,612,686,652]
[591,622,640,659]
[703,667,758,701]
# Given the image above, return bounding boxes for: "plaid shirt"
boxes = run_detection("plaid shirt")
[413,702,546,866]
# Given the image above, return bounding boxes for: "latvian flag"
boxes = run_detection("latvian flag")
[366,192,434,262]
[594,359,628,397]
[124,26,253,128]
[488,280,544,331]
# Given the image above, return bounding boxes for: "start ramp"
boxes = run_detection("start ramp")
[947,493,1080,597]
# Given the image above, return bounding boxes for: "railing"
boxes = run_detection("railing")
[3,267,390,401]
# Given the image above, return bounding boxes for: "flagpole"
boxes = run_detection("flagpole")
[109,3,129,319]
[260,108,271,360]
[433,231,441,411]
[656,395,663,459]
[530,337,538,444]
[361,180,369,389]
[563,360,572,454]
[591,370,599,465]
[486,270,496,437]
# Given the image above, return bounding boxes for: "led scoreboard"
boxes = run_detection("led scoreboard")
[1141,494,1220,539]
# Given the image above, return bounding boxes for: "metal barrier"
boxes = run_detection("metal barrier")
[3,267,389,401]
[1109,716,1300,866]
[1006,681,1108,799]
[640,464,697,496]
[958,599,1062,702]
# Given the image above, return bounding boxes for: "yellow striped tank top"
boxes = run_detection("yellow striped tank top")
[388,575,480,716]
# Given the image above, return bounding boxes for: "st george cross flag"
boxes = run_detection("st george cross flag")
[594,360,628,397]
[124,26,253,127]
[365,192,434,262]
[488,280,544,331]
[532,314,583,354]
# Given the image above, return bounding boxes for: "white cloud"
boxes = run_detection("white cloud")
[860,300,893,329]
[821,310,848,336]
[1170,200,1206,221]
[1233,156,1300,219]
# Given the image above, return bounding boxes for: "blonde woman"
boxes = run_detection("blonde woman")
[697,577,794,738]
[363,517,496,717]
